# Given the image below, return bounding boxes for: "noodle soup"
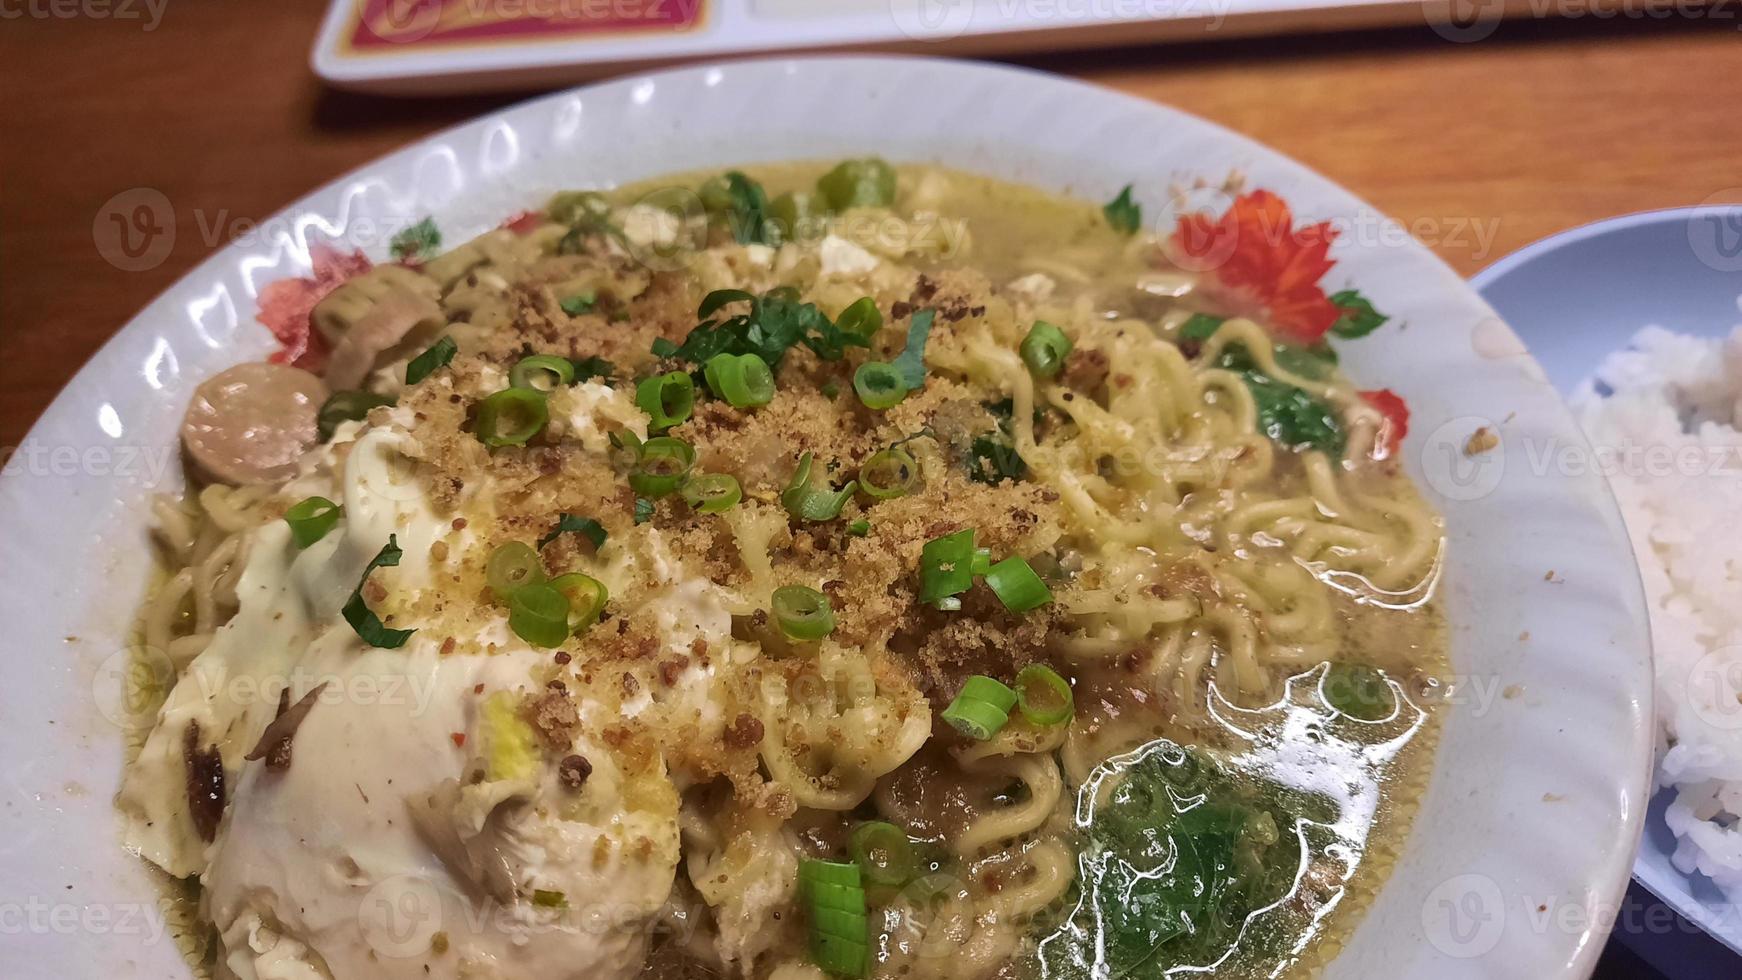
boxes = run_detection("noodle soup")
[121,161,1446,980]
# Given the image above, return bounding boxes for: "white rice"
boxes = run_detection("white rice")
[1571,309,1742,897]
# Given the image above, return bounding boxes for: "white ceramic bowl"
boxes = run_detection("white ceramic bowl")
[0,57,1652,979]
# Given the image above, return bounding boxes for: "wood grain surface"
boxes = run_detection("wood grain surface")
[1,6,1736,455]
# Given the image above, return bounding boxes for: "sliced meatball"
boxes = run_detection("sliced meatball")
[182,362,328,486]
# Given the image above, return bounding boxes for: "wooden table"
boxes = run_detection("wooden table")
[0,8,1732,976]
[1,11,1735,450]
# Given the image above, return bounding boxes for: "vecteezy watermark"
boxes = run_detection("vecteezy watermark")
[1421,873,1507,958]
[93,188,175,273]
[1155,194,1505,270]
[358,873,704,960]
[1679,644,1742,734]
[1688,191,1742,274]
[0,440,177,488]
[92,650,450,732]
[885,0,1234,41]
[1417,416,1507,503]
[0,0,167,30]
[1426,0,1740,43]
[362,0,701,44]
[0,898,169,944]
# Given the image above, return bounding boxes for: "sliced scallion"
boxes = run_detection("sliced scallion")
[858,448,917,500]
[984,556,1053,613]
[549,572,608,634]
[941,675,1016,741]
[476,388,549,447]
[485,542,546,601]
[971,547,993,577]
[682,473,742,513]
[510,354,576,392]
[849,821,915,886]
[919,528,975,605]
[772,585,835,641]
[317,390,395,442]
[836,297,883,340]
[628,436,696,497]
[508,582,570,649]
[1014,664,1073,726]
[847,518,870,537]
[703,352,775,408]
[781,452,857,522]
[284,496,342,548]
[1020,321,1072,380]
[636,371,695,429]
[853,362,907,410]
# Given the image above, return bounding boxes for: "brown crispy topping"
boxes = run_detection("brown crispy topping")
[523,686,580,751]
[558,754,593,791]
[658,659,687,686]
[723,713,765,749]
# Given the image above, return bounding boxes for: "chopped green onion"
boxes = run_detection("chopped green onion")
[284,496,342,548]
[772,585,835,640]
[1321,663,1397,722]
[971,547,992,576]
[476,388,548,447]
[536,514,607,551]
[1014,664,1073,726]
[857,448,917,500]
[405,336,457,385]
[1020,321,1072,380]
[800,859,863,889]
[941,681,1013,742]
[559,291,597,316]
[984,556,1053,613]
[847,518,870,537]
[816,157,897,211]
[781,452,857,522]
[549,572,609,634]
[849,821,915,886]
[508,582,571,649]
[531,889,568,909]
[769,190,822,240]
[919,528,975,604]
[853,362,907,410]
[703,353,775,408]
[317,390,395,442]
[682,473,742,513]
[342,536,415,649]
[821,380,841,400]
[608,429,643,468]
[628,436,696,497]
[836,297,883,340]
[800,858,869,977]
[934,596,962,612]
[959,675,1018,713]
[547,190,609,224]
[636,371,695,429]
[485,541,546,601]
[510,355,576,392]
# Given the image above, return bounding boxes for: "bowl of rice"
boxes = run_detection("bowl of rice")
[1475,204,1742,967]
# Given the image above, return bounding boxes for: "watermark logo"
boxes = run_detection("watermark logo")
[91,646,175,733]
[1688,192,1742,273]
[1682,645,1742,733]
[365,0,444,43]
[0,0,167,30]
[93,188,174,273]
[1422,873,1506,958]
[889,0,976,40]
[1419,416,1506,503]
[360,874,445,958]
[1424,0,1506,41]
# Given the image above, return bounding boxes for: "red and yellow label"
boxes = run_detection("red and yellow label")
[347,0,705,50]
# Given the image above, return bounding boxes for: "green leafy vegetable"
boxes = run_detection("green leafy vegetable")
[405,336,457,385]
[716,171,773,245]
[390,217,441,262]
[343,536,416,649]
[559,292,597,316]
[317,390,396,442]
[1179,313,1226,342]
[570,356,615,383]
[654,288,869,369]
[1328,289,1389,339]
[1103,185,1142,235]
[1190,322,1345,455]
[537,513,607,551]
[889,309,935,390]
[966,399,1027,485]
[633,497,655,525]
